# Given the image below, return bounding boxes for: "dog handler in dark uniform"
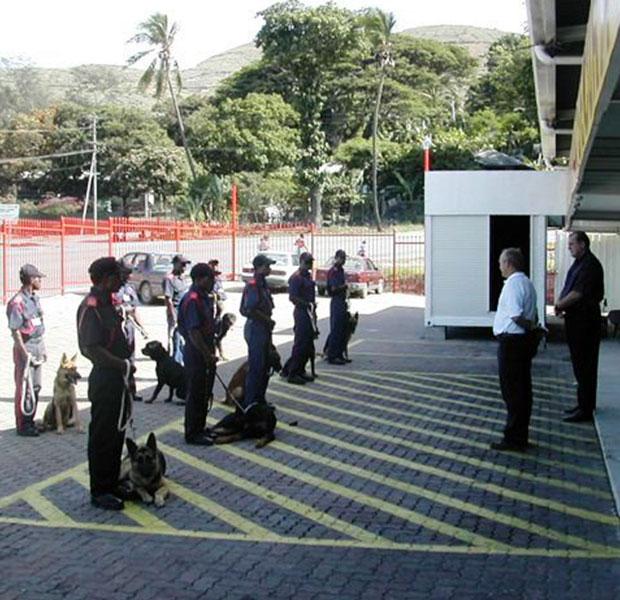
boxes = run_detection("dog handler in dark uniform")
[282,252,316,384]
[326,249,348,365]
[77,257,133,511]
[177,263,218,446]
[240,254,276,410]
[7,264,47,437]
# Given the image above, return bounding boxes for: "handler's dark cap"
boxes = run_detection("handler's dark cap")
[190,262,216,281]
[117,259,132,275]
[172,254,191,265]
[299,252,314,263]
[19,264,45,278]
[88,257,121,281]
[253,254,276,269]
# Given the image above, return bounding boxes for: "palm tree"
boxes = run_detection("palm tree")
[127,13,197,180]
[363,9,396,231]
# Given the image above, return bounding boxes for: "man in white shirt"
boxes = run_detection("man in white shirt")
[491,248,538,452]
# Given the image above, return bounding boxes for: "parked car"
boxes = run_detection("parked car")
[315,257,385,298]
[121,251,190,304]
[240,252,300,290]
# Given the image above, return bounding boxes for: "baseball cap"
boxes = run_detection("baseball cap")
[172,254,191,265]
[19,264,45,279]
[299,252,314,263]
[190,263,216,281]
[253,254,277,269]
[117,259,132,276]
[88,257,121,282]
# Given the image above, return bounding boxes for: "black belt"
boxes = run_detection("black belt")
[497,333,527,340]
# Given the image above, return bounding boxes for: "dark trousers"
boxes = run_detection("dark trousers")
[88,367,125,496]
[184,346,215,440]
[13,345,43,432]
[328,296,347,360]
[287,308,314,376]
[244,320,271,409]
[565,314,601,414]
[497,335,533,446]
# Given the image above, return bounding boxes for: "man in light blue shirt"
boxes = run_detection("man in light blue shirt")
[491,248,538,452]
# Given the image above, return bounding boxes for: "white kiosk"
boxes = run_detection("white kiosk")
[424,170,567,331]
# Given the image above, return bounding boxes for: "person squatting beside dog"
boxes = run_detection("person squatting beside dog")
[282,252,317,385]
[164,254,190,364]
[240,254,276,410]
[491,248,538,452]
[177,263,219,446]
[326,250,350,365]
[7,264,47,437]
[77,257,134,511]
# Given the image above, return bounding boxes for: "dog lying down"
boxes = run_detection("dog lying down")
[211,403,277,449]
[119,433,169,507]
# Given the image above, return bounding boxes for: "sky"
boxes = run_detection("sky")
[0,0,528,70]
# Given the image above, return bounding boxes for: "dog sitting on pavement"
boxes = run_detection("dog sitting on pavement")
[322,311,359,362]
[40,353,83,434]
[214,313,236,361]
[119,433,169,507]
[141,340,187,404]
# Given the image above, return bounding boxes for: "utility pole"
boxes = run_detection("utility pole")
[81,115,98,229]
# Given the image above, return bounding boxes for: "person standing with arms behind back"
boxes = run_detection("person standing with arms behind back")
[491,248,538,452]
[164,254,190,363]
[326,249,349,365]
[7,264,47,437]
[555,231,604,423]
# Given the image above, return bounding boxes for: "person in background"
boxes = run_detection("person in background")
[326,250,349,365]
[491,248,538,452]
[357,240,367,258]
[555,231,605,423]
[164,254,190,363]
[258,234,270,252]
[7,264,47,437]
[208,259,226,319]
[294,233,308,256]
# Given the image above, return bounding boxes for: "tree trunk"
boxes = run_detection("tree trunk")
[372,70,386,232]
[309,184,322,229]
[167,75,197,181]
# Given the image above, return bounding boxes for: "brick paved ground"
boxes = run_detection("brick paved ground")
[1,298,619,599]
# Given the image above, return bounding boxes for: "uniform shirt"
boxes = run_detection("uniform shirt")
[289,269,316,306]
[113,283,140,349]
[213,276,227,302]
[77,287,131,362]
[163,272,188,308]
[493,272,538,336]
[240,274,274,319]
[327,264,346,298]
[7,288,45,342]
[559,250,604,317]
[177,284,215,347]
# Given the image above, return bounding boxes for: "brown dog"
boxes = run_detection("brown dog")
[119,433,169,507]
[41,353,83,434]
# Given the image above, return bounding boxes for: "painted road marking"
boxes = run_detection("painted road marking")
[321,371,594,445]
[268,388,610,494]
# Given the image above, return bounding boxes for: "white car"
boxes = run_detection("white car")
[240,252,300,290]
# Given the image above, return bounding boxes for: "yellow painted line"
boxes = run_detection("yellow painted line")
[275,422,619,526]
[465,374,575,397]
[271,430,618,551]
[397,372,569,415]
[22,490,76,524]
[167,480,275,538]
[71,471,176,532]
[159,440,383,544]
[269,388,611,496]
[325,371,594,446]
[278,378,600,460]
[214,439,514,551]
[2,515,619,557]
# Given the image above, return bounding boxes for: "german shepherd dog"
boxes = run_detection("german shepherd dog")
[119,433,169,507]
[323,311,359,362]
[212,344,282,448]
[214,313,236,361]
[41,353,83,434]
[141,340,187,403]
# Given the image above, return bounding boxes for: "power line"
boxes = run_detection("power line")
[0,149,91,165]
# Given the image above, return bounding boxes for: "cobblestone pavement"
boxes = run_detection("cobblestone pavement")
[1,300,619,599]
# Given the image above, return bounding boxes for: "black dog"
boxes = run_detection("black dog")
[323,311,359,362]
[214,313,236,361]
[142,340,187,403]
[211,403,277,449]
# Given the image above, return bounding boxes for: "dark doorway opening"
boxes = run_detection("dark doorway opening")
[489,215,530,311]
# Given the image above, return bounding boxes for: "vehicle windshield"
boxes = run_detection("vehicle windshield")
[152,255,173,272]
[323,258,364,271]
[260,253,298,267]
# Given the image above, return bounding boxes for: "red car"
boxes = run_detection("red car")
[315,257,385,298]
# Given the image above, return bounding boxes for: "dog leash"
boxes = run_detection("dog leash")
[20,354,41,418]
[213,368,246,413]
[117,359,136,437]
